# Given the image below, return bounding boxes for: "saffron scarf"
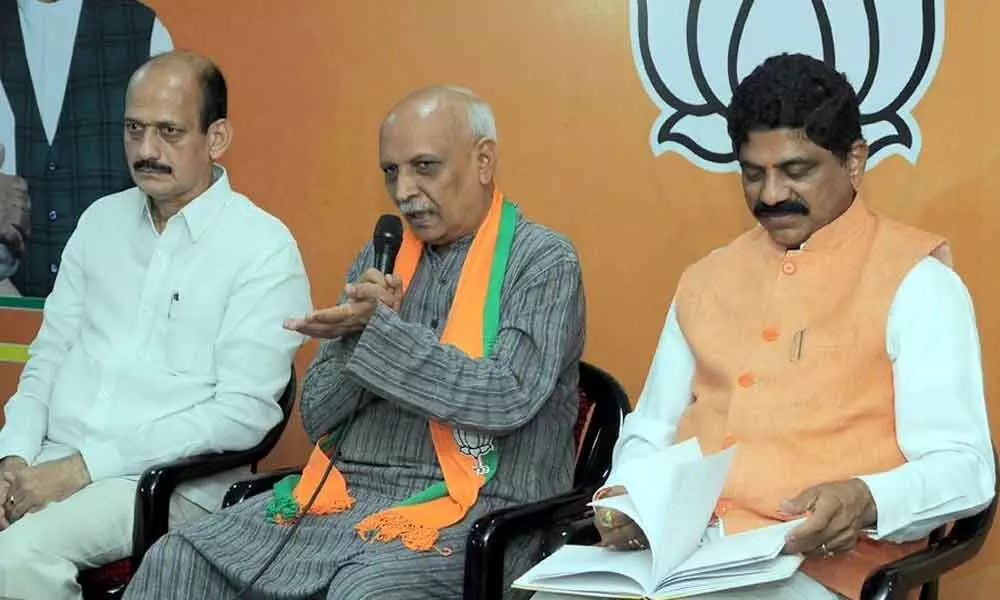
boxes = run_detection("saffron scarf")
[266,189,517,552]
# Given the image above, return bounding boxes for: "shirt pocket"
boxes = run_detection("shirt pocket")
[163,300,216,374]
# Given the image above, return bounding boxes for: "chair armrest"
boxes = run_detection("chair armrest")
[464,485,597,600]
[222,467,303,509]
[131,449,277,565]
[861,517,995,599]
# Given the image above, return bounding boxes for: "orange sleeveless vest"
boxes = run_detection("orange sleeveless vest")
[674,199,949,599]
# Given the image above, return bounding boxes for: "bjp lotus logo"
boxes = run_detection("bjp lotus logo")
[630,0,945,172]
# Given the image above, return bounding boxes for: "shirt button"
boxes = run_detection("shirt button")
[438,276,448,285]
[47,209,58,222]
[761,327,780,342]
[737,372,755,388]
[49,263,58,274]
[47,161,57,172]
[781,261,796,275]
[430,318,440,328]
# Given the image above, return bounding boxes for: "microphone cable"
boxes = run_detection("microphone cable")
[233,393,363,599]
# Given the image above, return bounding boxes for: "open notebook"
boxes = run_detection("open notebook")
[513,439,806,599]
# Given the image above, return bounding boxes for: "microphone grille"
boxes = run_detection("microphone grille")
[374,214,403,242]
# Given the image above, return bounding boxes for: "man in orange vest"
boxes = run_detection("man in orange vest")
[593,53,995,599]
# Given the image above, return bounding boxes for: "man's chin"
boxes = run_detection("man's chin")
[763,225,809,249]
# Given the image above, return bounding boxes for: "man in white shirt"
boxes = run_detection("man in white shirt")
[587,53,995,600]
[0,0,173,297]
[0,50,311,600]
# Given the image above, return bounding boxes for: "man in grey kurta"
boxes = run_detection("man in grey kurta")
[124,87,586,599]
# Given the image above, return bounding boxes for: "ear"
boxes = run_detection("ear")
[206,118,234,162]
[846,140,869,191]
[474,138,497,185]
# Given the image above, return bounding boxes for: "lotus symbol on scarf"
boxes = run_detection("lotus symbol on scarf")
[453,429,495,475]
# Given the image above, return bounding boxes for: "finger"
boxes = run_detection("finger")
[346,283,385,302]
[357,268,387,286]
[597,524,647,550]
[283,321,345,339]
[786,503,839,554]
[385,274,403,290]
[594,485,627,500]
[307,304,357,325]
[7,500,27,522]
[823,525,861,555]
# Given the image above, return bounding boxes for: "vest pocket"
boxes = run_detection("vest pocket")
[795,327,860,363]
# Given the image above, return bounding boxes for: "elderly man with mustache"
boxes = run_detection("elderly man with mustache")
[124,85,586,600]
[0,50,311,600]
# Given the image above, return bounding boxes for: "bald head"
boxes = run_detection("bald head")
[129,50,227,133]
[382,85,497,144]
[377,85,499,246]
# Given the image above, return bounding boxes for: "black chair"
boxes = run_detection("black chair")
[219,361,631,600]
[860,447,998,600]
[78,368,298,600]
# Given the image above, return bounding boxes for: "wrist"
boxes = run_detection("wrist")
[71,454,92,487]
[0,456,27,472]
[853,478,878,527]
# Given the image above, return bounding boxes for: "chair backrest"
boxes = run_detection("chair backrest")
[248,366,297,472]
[573,361,630,488]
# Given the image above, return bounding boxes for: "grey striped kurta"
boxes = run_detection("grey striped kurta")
[124,210,586,600]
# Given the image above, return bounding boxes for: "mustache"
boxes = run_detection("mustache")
[132,159,172,174]
[398,199,436,215]
[752,197,810,218]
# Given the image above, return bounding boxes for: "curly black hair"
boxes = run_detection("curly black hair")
[727,53,861,160]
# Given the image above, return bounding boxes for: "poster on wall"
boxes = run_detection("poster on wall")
[630,0,944,174]
[0,0,171,300]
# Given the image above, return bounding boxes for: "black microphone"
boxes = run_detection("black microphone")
[372,214,403,274]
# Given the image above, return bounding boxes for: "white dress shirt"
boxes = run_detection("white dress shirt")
[0,167,312,509]
[609,256,995,542]
[0,0,173,174]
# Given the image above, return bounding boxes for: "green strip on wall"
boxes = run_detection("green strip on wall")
[0,343,30,364]
[0,297,45,311]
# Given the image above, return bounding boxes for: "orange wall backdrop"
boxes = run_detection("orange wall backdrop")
[1,1,997,595]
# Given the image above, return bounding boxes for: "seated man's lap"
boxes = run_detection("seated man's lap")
[0,477,207,568]
[326,522,472,600]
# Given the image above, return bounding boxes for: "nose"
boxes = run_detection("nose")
[135,128,161,162]
[393,171,419,205]
[759,171,790,206]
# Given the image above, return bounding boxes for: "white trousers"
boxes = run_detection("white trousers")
[529,571,844,599]
[0,477,207,600]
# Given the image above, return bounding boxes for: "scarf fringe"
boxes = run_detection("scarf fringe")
[355,511,439,552]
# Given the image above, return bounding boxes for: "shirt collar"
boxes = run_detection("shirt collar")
[795,194,871,253]
[140,165,231,242]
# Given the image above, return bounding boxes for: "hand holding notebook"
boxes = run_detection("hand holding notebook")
[513,439,806,599]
